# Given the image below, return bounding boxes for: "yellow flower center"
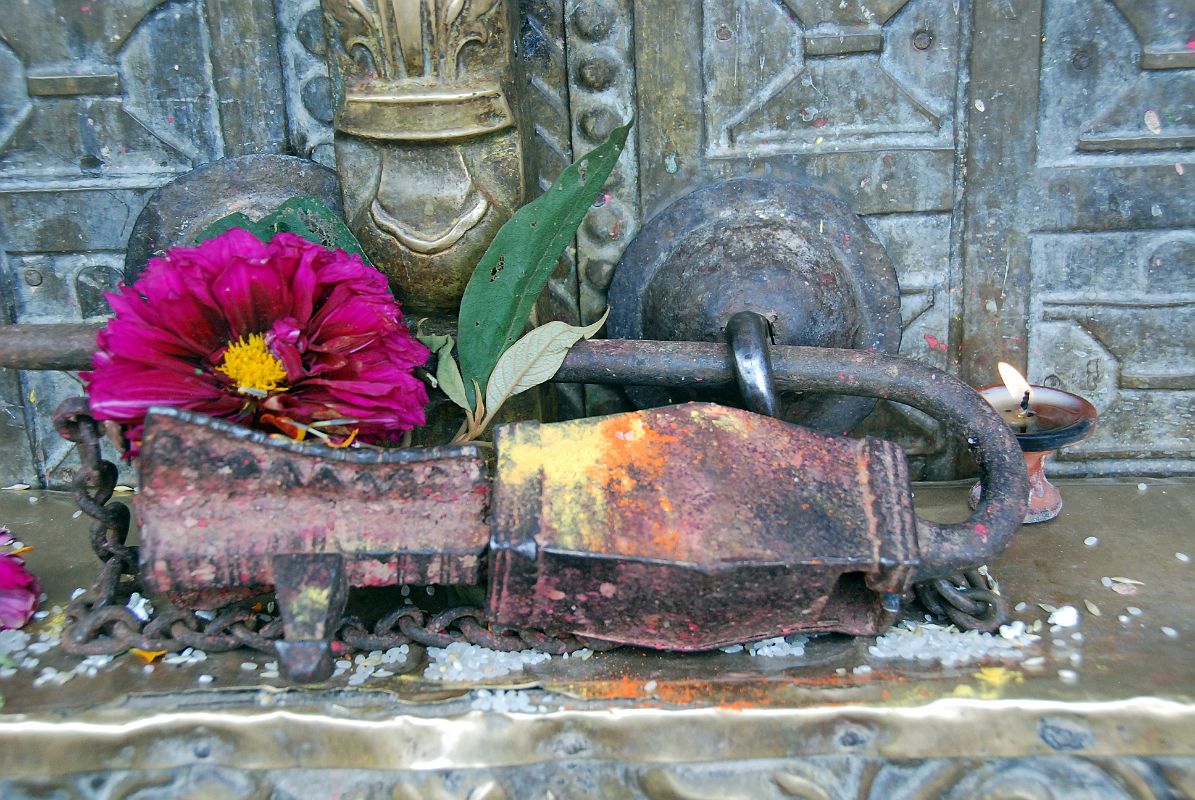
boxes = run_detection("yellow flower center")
[217,333,287,395]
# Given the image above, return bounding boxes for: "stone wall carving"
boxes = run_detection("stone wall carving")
[565,0,639,415]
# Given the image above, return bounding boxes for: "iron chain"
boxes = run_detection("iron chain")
[913,568,1008,632]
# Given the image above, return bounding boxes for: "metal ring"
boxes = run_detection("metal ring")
[726,311,780,417]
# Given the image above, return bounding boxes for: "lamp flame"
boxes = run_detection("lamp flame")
[997,362,1033,403]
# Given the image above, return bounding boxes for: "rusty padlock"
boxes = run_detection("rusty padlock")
[136,332,1026,679]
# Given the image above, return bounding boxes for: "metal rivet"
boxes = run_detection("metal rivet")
[579,106,621,142]
[23,269,43,287]
[715,24,733,41]
[1071,48,1091,70]
[912,30,933,50]
[577,55,618,91]
[572,2,617,42]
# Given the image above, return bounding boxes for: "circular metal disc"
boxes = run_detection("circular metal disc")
[608,178,902,434]
[125,154,342,280]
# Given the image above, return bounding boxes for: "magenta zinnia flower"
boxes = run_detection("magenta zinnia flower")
[83,228,429,456]
[0,529,39,630]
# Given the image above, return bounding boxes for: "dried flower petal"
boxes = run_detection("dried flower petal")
[129,648,167,664]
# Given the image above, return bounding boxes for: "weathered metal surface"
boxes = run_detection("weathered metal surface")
[3,481,1195,794]
[123,155,343,281]
[726,310,779,417]
[0,327,1028,581]
[489,403,917,647]
[0,323,102,373]
[137,407,490,592]
[319,0,525,312]
[273,554,349,682]
[608,178,902,434]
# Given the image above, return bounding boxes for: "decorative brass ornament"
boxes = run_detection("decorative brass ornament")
[320,0,523,312]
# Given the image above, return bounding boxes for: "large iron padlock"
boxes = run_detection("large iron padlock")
[136,337,1026,680]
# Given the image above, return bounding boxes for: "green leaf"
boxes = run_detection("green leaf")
[481,308,609,426]
[436,352,471,412]
[262,196,372,264]
[457,120,631,407]
[194,212,271,244]
[193,197,371,265]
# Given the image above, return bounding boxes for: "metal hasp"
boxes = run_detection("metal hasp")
[488,404,916,647]
[608,178,902,434]
[136,407,489,681]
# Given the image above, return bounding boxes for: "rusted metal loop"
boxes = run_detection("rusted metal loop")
[142,608,196,640]
[915,571,1008,632]
[375,605,425,634]
[939,589,1007,632]
[458,618,528,652]
[726,310,780,418]
[397,614,461,648]
[929,578,990,617]
[229,622,280,656]
[515,628,576,655]
[425,606,484,634]
[52,397,95,443]
[66,604,144,646]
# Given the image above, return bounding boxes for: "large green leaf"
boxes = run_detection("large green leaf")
[457,120,631,407]
[193,197,370,265]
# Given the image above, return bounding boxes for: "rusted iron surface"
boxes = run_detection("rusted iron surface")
[137,406,489,594]
[489,404,917,649]
[0,323,102,371]
[557,340,1030,581]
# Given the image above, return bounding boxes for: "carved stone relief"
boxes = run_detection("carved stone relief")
[702,0,958,156]
[0,0,288,485]
[565,0,640,415]
[276,0,337,166]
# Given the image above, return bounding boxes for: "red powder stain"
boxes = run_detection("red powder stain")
[1187,39,1195,50]
[812,116,829,128]
[924,334,948,351]
[81,4,92,11]
[843,233,852,245]
[975,522,988,540]
[166,116,175,123]
[838,372,847,381]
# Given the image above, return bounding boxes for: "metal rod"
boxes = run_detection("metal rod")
[0,324,104,371]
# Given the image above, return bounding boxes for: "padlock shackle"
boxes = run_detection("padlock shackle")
[558,339,1029,579]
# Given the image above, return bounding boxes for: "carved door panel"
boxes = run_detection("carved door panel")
[0,0,288,485]
[593,0,1193,477]
[627,0,961,476]
[962,0,1195,476]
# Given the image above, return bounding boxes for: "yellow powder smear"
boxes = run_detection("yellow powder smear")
[498,410,681,554]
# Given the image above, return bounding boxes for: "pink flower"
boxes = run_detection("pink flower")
[0,529,39,630]
[83,229,429,455]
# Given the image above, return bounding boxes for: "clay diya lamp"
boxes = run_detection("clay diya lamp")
[971,362,1097,524]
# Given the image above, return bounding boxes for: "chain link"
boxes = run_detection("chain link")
[913,568,1008,632]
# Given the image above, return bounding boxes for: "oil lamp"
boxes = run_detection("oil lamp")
[972,363,1098,523]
